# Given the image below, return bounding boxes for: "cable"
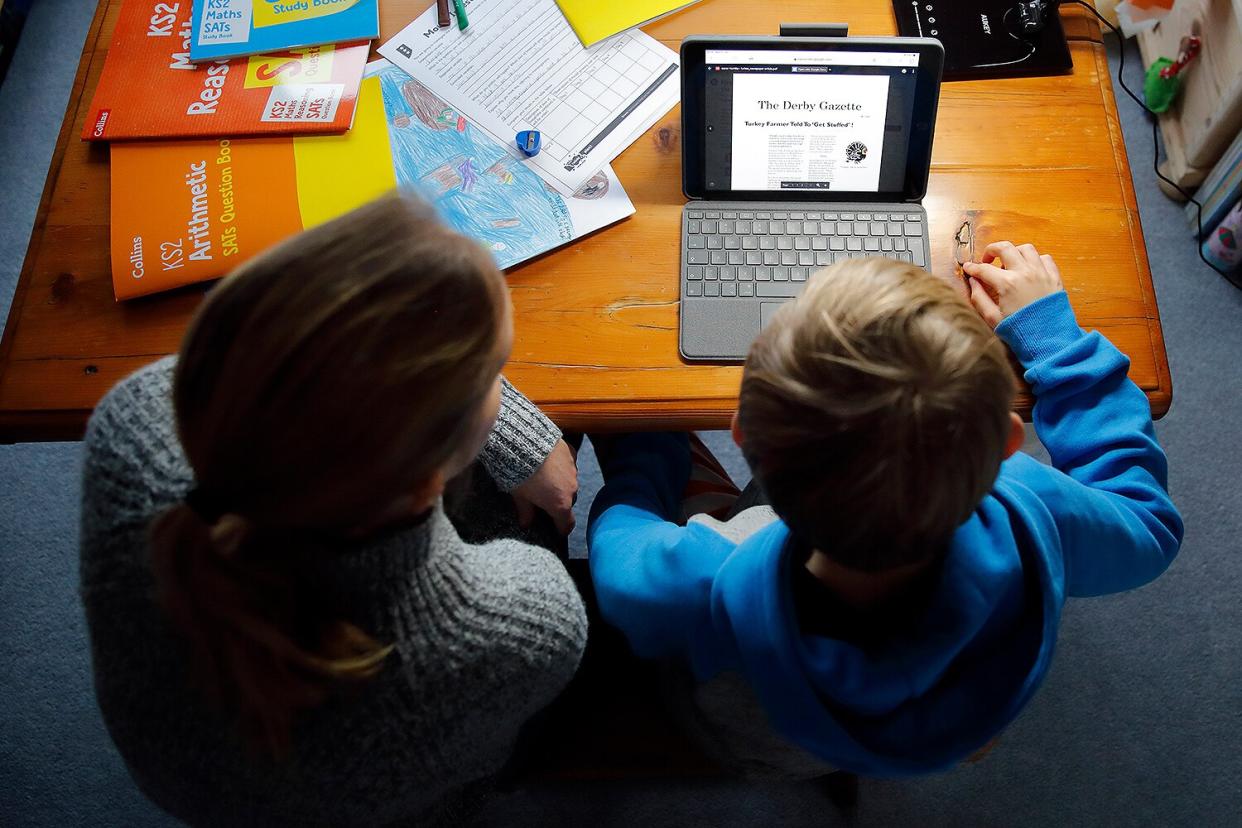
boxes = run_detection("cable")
[1059,0,1242,289]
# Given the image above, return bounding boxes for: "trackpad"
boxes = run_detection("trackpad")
[760,301,790,330]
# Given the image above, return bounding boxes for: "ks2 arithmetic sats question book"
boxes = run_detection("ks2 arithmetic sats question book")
[189,0,379,62]
[84,0,368,141]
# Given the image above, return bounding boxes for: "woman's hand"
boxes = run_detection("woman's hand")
[511,439,579,535]
[963,241,1064,328]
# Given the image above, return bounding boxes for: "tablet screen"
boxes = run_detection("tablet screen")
[682,38,943,201]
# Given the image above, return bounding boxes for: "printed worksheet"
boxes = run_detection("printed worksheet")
[730,73,888,192]
[379,0,678,193]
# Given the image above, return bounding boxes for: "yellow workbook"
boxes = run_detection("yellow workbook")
[555,0,702,47]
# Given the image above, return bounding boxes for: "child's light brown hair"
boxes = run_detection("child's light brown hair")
[738,258,1016,572]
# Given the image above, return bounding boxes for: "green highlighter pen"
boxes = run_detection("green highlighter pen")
[453,0,469,30]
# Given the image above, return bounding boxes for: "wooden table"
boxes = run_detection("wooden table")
[0,0,1170,441]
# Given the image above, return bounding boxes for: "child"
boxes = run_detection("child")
[587,246,1183,776]
[80,193,587,825]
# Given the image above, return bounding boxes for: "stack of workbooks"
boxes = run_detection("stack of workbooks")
[99,0,667,300]
[1187,130,1242,241]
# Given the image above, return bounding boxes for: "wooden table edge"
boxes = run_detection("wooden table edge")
[0,0,109,403]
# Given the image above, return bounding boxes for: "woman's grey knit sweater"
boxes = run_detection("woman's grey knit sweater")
[79,357,588,826]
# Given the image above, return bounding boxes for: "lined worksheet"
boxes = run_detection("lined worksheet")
[379,0,679,193]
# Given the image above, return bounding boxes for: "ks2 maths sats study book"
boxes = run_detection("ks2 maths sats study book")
[84,0,368,141]
[189,0,379,62]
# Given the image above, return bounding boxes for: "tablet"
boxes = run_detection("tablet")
[680,36,944,202]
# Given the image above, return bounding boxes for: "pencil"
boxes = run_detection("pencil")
[436,0,450,27]
[453,0,469,30]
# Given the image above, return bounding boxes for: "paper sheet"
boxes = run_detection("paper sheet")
[378,0,679,193]
[366,60,634,270]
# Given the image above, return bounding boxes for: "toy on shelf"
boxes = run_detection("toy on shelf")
[1144,35,1201,113]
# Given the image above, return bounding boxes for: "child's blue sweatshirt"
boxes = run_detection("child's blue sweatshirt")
[587,292,1183,776]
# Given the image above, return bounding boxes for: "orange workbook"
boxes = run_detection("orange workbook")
[109,76,395,299]
[83,0,368,141]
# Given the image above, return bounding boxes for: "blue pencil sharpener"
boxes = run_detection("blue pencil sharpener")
[516,130,541,157]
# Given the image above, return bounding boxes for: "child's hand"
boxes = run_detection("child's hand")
[963,241,1064,328]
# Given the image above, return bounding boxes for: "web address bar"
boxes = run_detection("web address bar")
[705,50,919,67]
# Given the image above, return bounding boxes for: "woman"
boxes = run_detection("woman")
[79,193,587,825]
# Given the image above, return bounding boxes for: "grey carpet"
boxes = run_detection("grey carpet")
[1,5,1239,823]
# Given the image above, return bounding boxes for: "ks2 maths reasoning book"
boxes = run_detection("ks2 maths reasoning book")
[84,0,368,141]
[189,0,379,62]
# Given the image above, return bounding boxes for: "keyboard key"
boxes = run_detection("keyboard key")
[687,265,704,280]
[912,243,926,267]
[812,237,827,250]
[790,212,805,220]
[688,236,706,249]
[792,267,809,281]
[740,283,755,297]
[780,251,797,265]
[724,236,741,250]
[762,251,779,265]
[815,251,831,266]
[687,211,704,220]
[776,236,794,250]
[728,251,743,265]
[719,220,735,235]
[798,251,814,265]
[686,282,703,296]
[705,211,721,219]
[721,266,736,280]
[887,222,903,236]
[739,266,755,281]
[829,237,845,251]
[857,213,871,221]
[771,211,789,221]
[756,268,772,281]
[824,213,839,221]
[722,283,737,297]
[705,282,720,296]
[756,211,772,220]
[745,251,762,265]
[870,222,886,236]
[707,236,722,249]
[739,211,754,220]
[819,221,835,235]
[752,220,768,234]
[722,211,738,220]
[894,238,907,251]
[864,238,879,252]
[706,266,719,280]
[794,237,810,250]
[736,220,752,234]
[702,220,718,234]
[846,237,862,251]
[774,267,790,281]
[905,213,920,222]
[687,220,701,234]
[688,250,708,264]
[881,237,893,251]
[759,237,776,250]
[837,221,852,236]
[742,237,758,250]
[806,212,822,220]
[757,283,801,298]
[904,223,922,236]
[840,213,855,220]
[710,251,727,264]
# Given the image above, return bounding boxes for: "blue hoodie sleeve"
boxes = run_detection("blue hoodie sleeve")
[996,291,1183,597]
[586,433,736,661]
